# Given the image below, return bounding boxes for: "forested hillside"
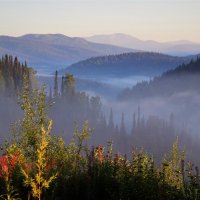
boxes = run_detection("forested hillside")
[60,52,193,78]
[118,57,200,100]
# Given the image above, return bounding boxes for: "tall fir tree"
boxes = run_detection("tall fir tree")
[62,73,75,98]
[137,106,141,128]
[108,108,114,131]
[131,112,136,135]
[53,70,59,98]
[61,76,64,97]
[120,112,126,135]
[49,86,53,102]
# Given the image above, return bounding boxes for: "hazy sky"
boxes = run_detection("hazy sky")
[0,0,200,42]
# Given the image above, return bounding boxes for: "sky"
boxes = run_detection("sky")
[0,0,200,42]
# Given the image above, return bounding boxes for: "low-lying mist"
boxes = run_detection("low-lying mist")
[103,90,200,134]
[0,96,22,144]
[1,71,200,166]
[99,93,200,165]
[47,72,200,165]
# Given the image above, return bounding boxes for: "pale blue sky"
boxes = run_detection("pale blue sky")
[0,0,200,42]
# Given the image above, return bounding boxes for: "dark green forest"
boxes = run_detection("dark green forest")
[60,52,192,77]
[1,55,200,199]
[118,57,200,100]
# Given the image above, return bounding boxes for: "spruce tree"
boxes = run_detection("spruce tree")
[137,106,141,128]
[108,108,114,131]
[131,112,136,135]
[61,76,64,97]
[63,73,75,98]
[53,70,59,98]
[120,112,126,135]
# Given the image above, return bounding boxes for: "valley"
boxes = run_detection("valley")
[1,0,200,198]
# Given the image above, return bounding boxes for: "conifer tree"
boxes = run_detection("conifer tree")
[117,112,127,153]
[0,69,5,93]
[61,76,64,97]
[120,112,126,135]
[0,54,34,96]
[53,70,59,98]
[137,106,141,128]
[169,112,175,130]
[131,112,136,135]
[108,108,114,131]
[49,86,52,101]
[90,96,102,124]
[63,73,75,98]
[115,125,119,135]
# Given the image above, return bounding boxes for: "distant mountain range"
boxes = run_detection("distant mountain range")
[118,57,200,101]
[1,33,200,75]
[86,33,200,56]
[59,52,195,78]
[0,34,135,74]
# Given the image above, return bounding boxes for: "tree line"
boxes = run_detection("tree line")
[0,54,35,96]
[118,57,200,100]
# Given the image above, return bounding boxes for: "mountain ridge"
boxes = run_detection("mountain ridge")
[86,33,200,56]
[59,52,195,78]
[0,34,136,74]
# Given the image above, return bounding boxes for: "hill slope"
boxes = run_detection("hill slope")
[59,52,192,78]
[0,34,135,74]
[118,57,200,100]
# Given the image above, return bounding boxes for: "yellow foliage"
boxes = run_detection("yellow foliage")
[22,120,57,200]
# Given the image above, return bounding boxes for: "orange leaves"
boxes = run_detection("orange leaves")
[0,154,20,179]
[97,145,104,163]
[0,155,9,177]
